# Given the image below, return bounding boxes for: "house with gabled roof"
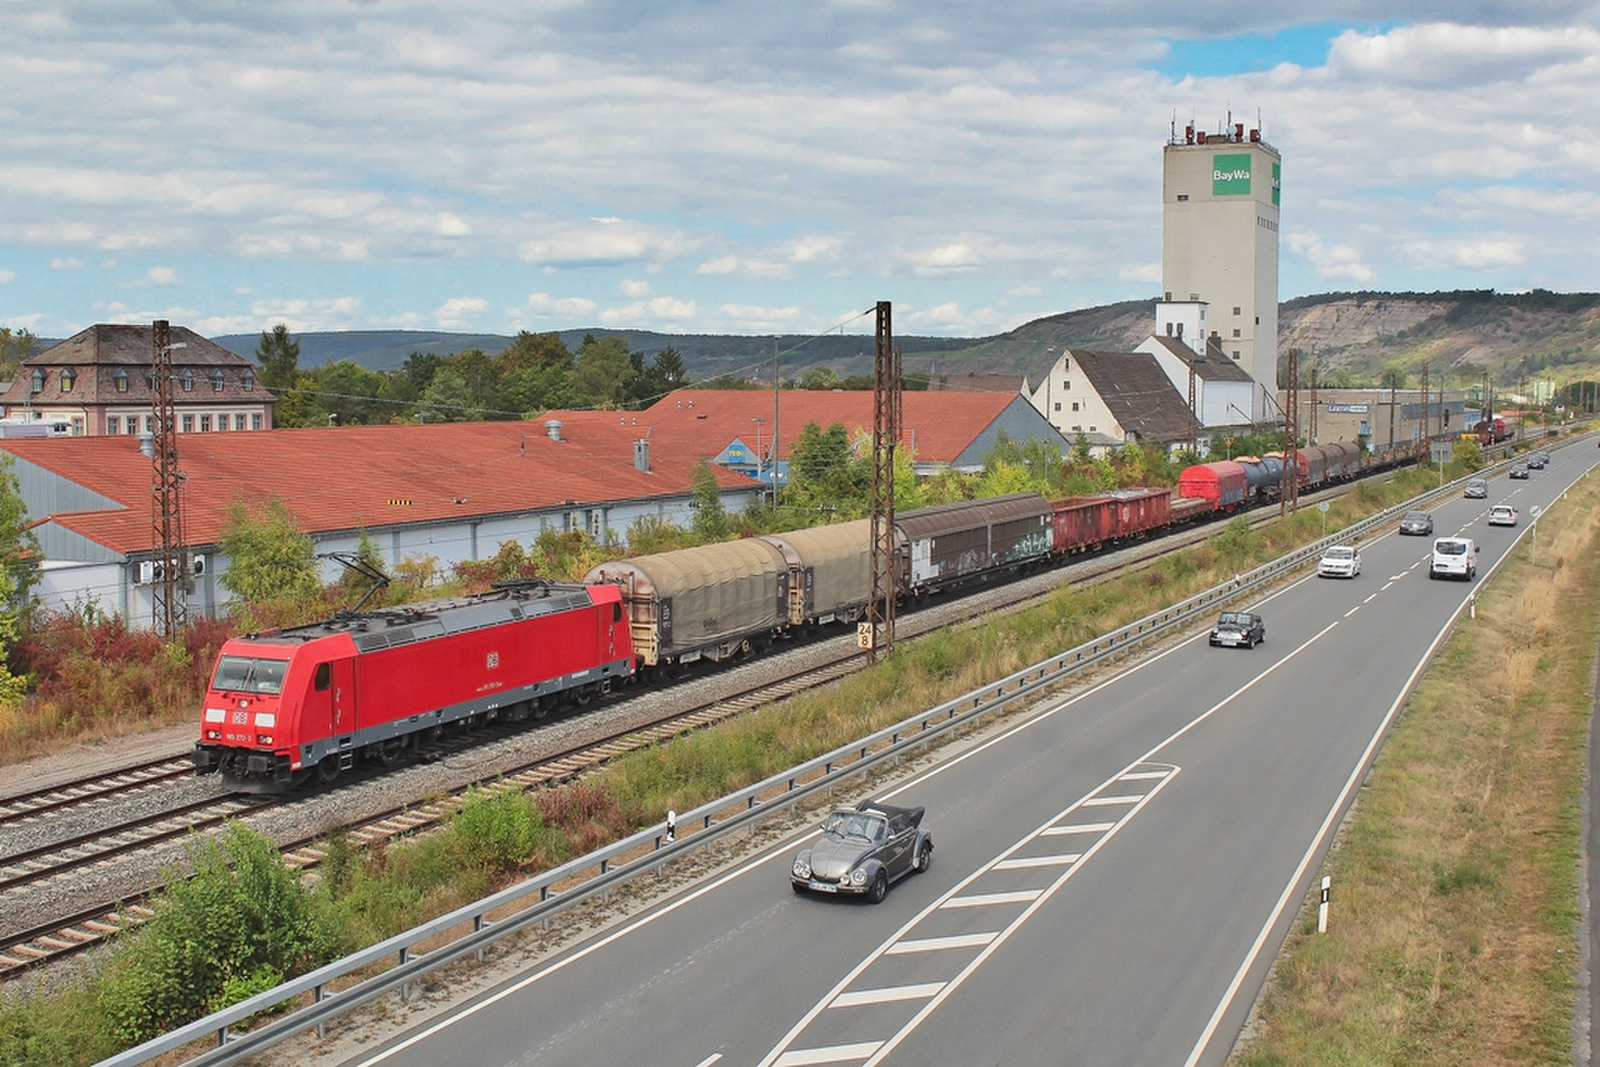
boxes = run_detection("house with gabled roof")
[1027,349,1199,452]
[0,324,274,438]
[1,419,756,626]
[1135,334,1258,431]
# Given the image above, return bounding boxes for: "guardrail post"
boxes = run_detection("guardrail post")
[474,915,489,962]
[399,947,411,1002]
[314,984,330,1038]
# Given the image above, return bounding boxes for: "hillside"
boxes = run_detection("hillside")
[212,290,1600,393]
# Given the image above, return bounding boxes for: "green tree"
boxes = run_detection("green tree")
[570,336,635,408]
[0,454,39,703]
[217,496,321,620]
[0,327,38,382]
[418,369,480,422]
[689,461,729,542]
[307,360,389,426]
[255,324,300,393]
[798,367,841,390]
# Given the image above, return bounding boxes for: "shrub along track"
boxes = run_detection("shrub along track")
[0,477,1365,983]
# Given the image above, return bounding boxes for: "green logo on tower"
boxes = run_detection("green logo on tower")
[1272,162,1281,206]
[1212,153,1251,196]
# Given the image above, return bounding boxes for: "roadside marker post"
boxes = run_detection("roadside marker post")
[1317,876,1331,933]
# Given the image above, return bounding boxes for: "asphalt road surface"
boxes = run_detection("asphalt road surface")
[337,444,1596,1067]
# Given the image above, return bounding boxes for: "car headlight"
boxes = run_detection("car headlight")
[851,868,869,886]
[793,858,811,879]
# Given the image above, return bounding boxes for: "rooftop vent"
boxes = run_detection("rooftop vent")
[545,420,563,442]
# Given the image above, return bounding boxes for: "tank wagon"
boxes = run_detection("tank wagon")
[193,580,633,791]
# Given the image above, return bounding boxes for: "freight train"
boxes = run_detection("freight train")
[194,438,1423,791]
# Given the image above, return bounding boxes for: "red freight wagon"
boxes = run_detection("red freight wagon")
[193,581,633,791]
[1050,488,1173,554]
[1177,460,1250,512]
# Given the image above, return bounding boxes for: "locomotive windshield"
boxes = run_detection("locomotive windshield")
[211,655,290,695]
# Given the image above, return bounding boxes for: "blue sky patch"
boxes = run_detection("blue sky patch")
[1156,22,1400,78]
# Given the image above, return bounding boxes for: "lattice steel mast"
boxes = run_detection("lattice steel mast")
[864,302,899,664]
[150,320,189,636]
[1280,346,1299,515]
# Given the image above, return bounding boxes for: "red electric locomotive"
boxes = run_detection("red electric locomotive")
[193,580,634,792]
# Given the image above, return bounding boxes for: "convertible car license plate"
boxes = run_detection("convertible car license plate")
[809,881,837,893]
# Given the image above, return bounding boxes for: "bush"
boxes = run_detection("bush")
[96,824,335,1045]
[450,787,567,871]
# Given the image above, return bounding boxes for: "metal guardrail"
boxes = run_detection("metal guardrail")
[95,466,1501,1066]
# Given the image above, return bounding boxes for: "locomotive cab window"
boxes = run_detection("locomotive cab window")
[613,603,622,623]
[211,655,290,695]
[314,662,331,691]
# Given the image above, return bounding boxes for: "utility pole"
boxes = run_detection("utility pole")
[1420,363,1430,450]
[864,302,899,664]
[150,320,190,637]
[1281,347,1299,515]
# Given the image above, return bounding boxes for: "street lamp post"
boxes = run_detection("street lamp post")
[751,417,764,500]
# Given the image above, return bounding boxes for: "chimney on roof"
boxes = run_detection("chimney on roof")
[545,419,563,443]
[634,439,650,473]
[137,431,154,458]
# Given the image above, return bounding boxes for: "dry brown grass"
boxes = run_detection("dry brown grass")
[1234,472,1600,1066]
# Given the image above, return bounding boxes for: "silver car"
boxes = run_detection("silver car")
[1317,545,1361,578]
[792,800,933,902]
[1463,479,1488,499]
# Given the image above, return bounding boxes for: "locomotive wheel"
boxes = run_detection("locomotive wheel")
[535,694,558,719]
[317,756,341,784]
[373,739,403,766]
[572,685,593,707]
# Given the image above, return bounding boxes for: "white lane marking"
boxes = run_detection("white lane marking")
[1082,794,1142,806]
[941,889,1042,908]
[884,933,997,955]
[994,854,1081,870]
[831,983,946,1008]
[1120,770,1168,780]
[1367,591,1382,601]
[1180,605,1476,1066]
[693,1056,723,1067]
[775,1043,882,1066]
[1042,822,1114,835]
[1344,605,1361,618]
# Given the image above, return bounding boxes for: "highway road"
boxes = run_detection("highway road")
[335,443,1596,1067]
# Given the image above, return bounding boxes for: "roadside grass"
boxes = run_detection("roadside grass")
[0,460,1540,1064]
[1232,470,1600,1065]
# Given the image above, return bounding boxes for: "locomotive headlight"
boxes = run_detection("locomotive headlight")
[793,858,811,879]
[851,868,869,886]
[205,729,221,740]
[256,734,274,745]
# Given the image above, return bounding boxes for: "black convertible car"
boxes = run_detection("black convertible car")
[791,799,933,903]
[1209,611,1265,649]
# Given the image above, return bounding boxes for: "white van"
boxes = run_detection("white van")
[1429,537,1478,580]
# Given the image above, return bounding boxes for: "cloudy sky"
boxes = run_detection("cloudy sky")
[2,2,1598,342]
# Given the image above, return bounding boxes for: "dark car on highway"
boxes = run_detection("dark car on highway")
[792,800,933,902]
[1509,464,1530,479]
[1527,452,1547,469]
[1209,611,1265,649]
[1399,510,1435,536]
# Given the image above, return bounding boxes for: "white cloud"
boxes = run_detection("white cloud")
[246,296,363,331]
[1286,230,1376,284]
[599,296,696,324]
[1328,24,1600,86]
[525,292,598,317]
[0,269,15,284]
[620,278,652,298]
[49,257,83,271]
[436,296,489,327]
[519,220,701,267]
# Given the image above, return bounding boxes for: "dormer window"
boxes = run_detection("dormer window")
[179,369,194,392]
[29,369,44,393]
[114,369,129,393]
[241,370,254,391]
[60,367,77,393]
[210,369,225,392]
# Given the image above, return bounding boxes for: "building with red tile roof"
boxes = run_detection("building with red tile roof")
[552,389,1072,486]
[0,324,274,438]
[2,419,755,625]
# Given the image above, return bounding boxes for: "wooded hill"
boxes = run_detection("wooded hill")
[214,290,1600,394]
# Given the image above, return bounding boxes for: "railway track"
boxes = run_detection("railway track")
[0,481,1351,980]
[0,756,198,828]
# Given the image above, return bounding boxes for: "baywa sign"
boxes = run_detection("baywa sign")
[1213,153,1252,196]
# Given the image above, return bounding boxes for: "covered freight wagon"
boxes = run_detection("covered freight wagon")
[761,520,872,626]
[584,539,789,668]
[895,493,1053,593]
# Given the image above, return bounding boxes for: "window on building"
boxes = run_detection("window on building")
[1062,380,1070,390]
[127,418,137,435]
[199,415,211,432]
[1233,306,1242,315]
[107,416,120,435]
[1053,402,1061,412]
[1071,425,1081,432]
[1233,351,1241,360]
[234,413,246,430]
[211,369,225,392]
[179,370,194,392]
[143,415,154,433]
[61,368,76,393]
[1071,402,1080,412]
[1176,194,1189,201]
[241,370,254,391]
[29,369,44,393]
[182,414,194,432]
[1232,329,1241,338]
[71,417,84,436]
[114,368,129,392]
[1062,357,1069,371]
[251,413,262,430]
[1089,425,1097,432]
